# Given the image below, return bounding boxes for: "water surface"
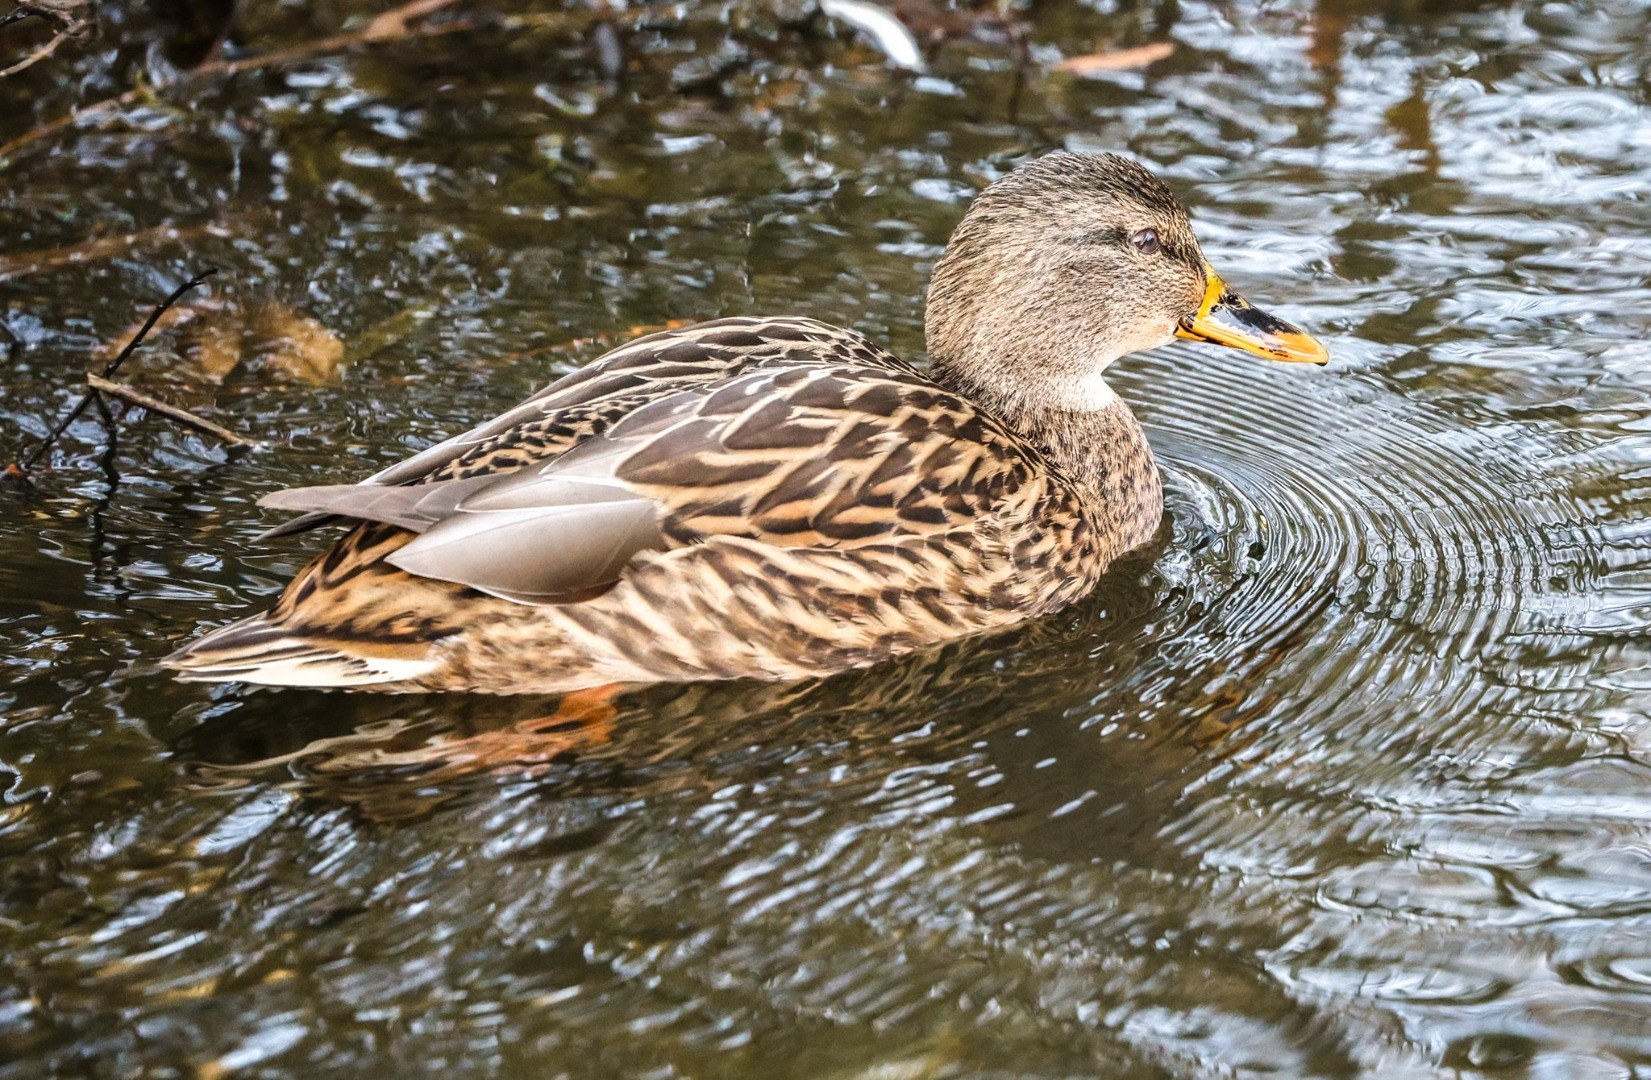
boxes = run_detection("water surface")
[3,0,1651,1075]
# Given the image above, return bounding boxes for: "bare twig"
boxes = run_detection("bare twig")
[0,25,65,77]
[93,269,219,382]
[0,0,96,79]
[86,374,255,447]
[0,85,136,161]
[206,0,471,77]
[1,1,94,35]
[14,268,218,474]
[0,220,238,281]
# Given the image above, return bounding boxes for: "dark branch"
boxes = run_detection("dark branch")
[87,373,256,448]
[13,267,219,474]
[0,1,97,79]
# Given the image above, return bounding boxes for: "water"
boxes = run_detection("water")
[3,0,1651,1074]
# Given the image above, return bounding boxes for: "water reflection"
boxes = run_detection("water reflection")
[5,0,1651,1074]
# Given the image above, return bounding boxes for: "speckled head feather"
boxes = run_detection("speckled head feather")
[925,152,1210,415]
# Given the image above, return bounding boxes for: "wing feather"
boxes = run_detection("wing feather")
[249,317,1061,606]
[388,497,662,603]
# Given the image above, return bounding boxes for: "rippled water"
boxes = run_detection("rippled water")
[4,0,1651,1074]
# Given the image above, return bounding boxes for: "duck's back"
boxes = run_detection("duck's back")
[361,317,917,489]
[163,317,1136,693]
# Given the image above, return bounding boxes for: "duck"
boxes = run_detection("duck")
[162,151,1326,695]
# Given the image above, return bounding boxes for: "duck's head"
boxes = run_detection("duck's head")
[925,151,1326,413]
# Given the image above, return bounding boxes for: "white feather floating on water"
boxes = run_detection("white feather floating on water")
[819,0,927,73]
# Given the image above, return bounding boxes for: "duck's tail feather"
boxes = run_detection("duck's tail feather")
[161,612,440,689]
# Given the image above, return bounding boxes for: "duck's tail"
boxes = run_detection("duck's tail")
[160,611,441,690]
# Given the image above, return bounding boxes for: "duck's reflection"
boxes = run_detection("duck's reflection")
[179,525,1323,850]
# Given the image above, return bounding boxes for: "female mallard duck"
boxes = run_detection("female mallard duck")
[164,152,1326,694]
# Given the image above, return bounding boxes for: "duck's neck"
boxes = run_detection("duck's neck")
[932,359,1163,544]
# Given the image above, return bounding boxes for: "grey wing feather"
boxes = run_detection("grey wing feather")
[255,510,337,541]
[259,440,668,602]
[257,475,502,533]
[359,393,562,488]
[387,497,662,603]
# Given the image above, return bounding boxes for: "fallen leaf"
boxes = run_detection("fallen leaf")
[177,306,243,382]
[92,296,344,385]
[1055,42,1175,76]
[361,0,462,42]
[91,296,232,369]
[246,304,345,384]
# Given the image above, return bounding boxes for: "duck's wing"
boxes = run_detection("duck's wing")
[258,316,908,540]
[257,360,1047,605]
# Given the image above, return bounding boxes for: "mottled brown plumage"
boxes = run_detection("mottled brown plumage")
[163,152,1325,693]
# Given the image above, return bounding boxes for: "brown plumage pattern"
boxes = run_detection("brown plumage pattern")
[163,152,1323,694]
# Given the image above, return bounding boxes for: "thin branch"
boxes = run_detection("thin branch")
[0,1,96,79]
[0,220,238,281]
[14,268,218,473]
[0,4,661,166]
[96,268,218,380]
[1,2,95,35]
[0,85,135,162]
[0,25,66,78]
[87,374,256,447]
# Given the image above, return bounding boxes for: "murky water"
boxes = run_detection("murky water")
[4,0,1651,1074]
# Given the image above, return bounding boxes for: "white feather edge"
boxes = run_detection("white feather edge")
[172,650,441,688]
[819,0,926,72]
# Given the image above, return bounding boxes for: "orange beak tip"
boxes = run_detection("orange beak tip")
[1277,331,1331,366]
[1177,272,1329,366]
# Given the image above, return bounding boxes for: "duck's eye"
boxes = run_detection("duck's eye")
[1132,228,1161,255]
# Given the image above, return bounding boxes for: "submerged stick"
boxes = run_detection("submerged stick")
[86,374,256,447]
[0,0,96,79]
[0,25,67,78]
[14,268,218,473]
[0,220,238,281]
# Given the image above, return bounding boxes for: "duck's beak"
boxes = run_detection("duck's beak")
[1175,263,1328,365]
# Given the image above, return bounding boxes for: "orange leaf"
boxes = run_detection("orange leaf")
[1055,42,1175,75]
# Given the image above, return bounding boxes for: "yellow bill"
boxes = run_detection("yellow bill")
[1175,264,1328,365]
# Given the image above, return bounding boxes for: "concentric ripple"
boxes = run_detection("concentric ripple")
[1127,344,1606,757]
